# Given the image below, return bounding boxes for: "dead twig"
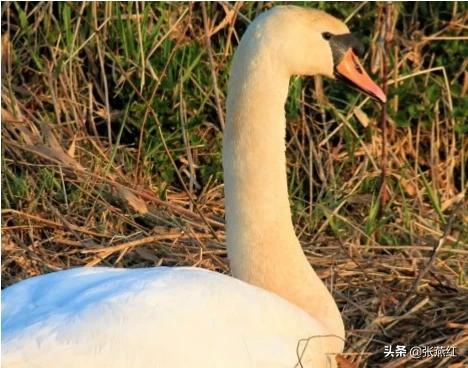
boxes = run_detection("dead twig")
[201,2,226,130]
[378,2,395,216]
[396,201,464,313]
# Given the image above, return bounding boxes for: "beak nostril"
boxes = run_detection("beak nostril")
[352,56,363,74]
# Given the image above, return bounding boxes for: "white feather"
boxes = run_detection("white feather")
[2,267,331,368]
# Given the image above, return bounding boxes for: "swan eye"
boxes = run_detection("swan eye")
[322,32,333,40]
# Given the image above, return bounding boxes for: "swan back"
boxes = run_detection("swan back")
[2,267,340,368]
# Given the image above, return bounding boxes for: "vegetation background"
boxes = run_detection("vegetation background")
[1,2,467,367]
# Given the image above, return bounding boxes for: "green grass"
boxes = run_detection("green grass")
[2,2,467,367]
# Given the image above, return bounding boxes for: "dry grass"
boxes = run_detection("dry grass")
[1,2,467,367]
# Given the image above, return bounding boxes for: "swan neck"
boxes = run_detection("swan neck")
[223,39,344,343]
[224,54,293,269]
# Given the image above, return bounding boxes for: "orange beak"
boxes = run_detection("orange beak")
[335,49,386,103]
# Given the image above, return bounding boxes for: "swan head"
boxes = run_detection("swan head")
[248,6,386,103]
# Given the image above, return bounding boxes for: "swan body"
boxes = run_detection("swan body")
[2,267,334,368]
[2,6,385,368]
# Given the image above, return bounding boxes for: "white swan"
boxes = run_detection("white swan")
[2,6,385,368]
